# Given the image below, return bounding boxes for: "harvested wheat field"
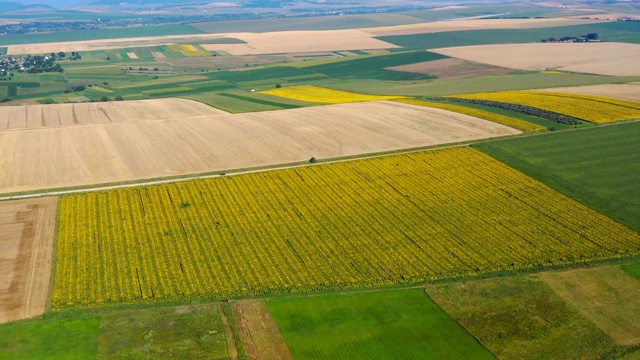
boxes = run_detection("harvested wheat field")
[233,301,293,360]
[199,30,399,55]
[386,58,514,79]
[430,42,640,76]
[535,84,640,103]
[0,98,227,130]
[0,197,57,323]
[0,101,520,194]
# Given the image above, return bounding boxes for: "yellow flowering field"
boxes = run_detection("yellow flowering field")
[51,147,640,308]
[395,98,545,132]
[261,85,404,104]
[449,91,640,123]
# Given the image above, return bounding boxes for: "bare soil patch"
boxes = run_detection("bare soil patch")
[430,42,640,76]
[0,197,57,323]
[386,58,515,79]
[535,84,640,102]
[233,300,293,360]
[0,98,227,130]
[539,266,640,346]
[126,52,138,59]
[0,101,520,194]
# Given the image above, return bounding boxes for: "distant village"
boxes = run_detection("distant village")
[0,52,82,77]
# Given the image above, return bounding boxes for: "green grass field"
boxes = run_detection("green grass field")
[427,276,621,359]
[63,65,124,76]
[474,121,640,232]
[621,263,640,282]
[0,317,100,360]
[267,289,494,359]
[0,24,202,46]
[379,21,640,49]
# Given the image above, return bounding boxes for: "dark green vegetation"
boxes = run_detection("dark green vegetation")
[379,21,640,49]
[430,100,580,130]
[475,121,640,232]
[0,25,203,46]
[0,317,100,360]
[267,289,495,360]
[426,276,622,359]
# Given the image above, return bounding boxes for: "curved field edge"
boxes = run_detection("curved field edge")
[474,121,640,232]
[394,98,545,132]
[50,147,640,309]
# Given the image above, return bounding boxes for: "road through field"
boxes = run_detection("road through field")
[0,101,520,195]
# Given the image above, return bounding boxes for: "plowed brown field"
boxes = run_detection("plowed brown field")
[0,197,57,323]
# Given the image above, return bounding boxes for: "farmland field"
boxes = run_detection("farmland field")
[0,101,518,194]
[449,91,640,123]
[426,276,621,359]
[262,85,404,103]
[539,266,640,346]
[537,84,640,103]
[429,43,640,77]
[266,289,494,359]
[50,147,640,307]
[0,98,226,130]
[475,121,640,231]
[0,197,57,323]
[385,58,514,79]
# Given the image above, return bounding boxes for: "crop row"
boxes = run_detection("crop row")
[395,98,545,132]
[447,91,640,123]
[51,148,640,308]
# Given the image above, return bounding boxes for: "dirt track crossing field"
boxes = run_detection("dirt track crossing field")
[233,301,293,360]
[0,197,57,323]
[0,101,520,194]
[0,98,228,130]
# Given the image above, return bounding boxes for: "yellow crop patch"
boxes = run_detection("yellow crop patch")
[262,85,404,104]
[51,147,640,308]
[449,91,640,123]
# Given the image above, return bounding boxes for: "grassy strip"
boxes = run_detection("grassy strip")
[218,93,302,109]
[267,289,494,359]
[0,317,100,359]
[395,98,545,132]
[222,303,249,359]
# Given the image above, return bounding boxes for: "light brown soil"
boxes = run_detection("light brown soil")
[126,52,138,59]
[539,266,640,346]
[0,98,228,130]
[233,300,293,360]
[430,42,640,76]
[363,18,601,36]
[535,84,640,102]
[0,197,57,323]
[386,58,515,79]
[0,101,520,194]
